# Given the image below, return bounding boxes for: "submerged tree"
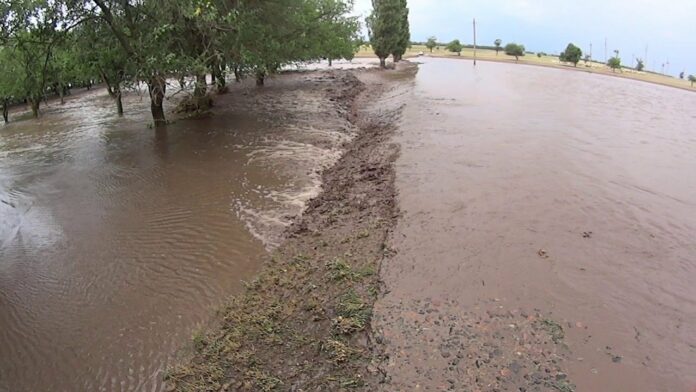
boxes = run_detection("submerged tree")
[3,1,75,118]
[1,0,361,126]
[504,43,525,61]
[559,43,582,67]
[446,39,463,56]
[425,36,437,53]
[0,47,23,123]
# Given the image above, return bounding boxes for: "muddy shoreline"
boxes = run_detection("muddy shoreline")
[166,66,408,391]
[166,62,580,392]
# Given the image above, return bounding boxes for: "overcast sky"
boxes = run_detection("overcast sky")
[352,0,696,76]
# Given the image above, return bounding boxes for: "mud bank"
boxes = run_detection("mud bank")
[166,66,411,390]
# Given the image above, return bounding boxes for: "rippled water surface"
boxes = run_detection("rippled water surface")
[381,57,696,390]
[0,74,355,391]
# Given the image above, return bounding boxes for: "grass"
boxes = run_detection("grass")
[333,289,371,334]
[539,318,565,344]
[356,44,696,93]
[327,257,375,282]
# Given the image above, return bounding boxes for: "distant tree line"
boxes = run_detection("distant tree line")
[0,0,361,125]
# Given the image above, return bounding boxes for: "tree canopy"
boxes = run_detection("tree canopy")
[689,74,696,87]
[426,36,437,53]
[636,58,645,72]
[367,0,410,67]
[446,39,463,56]
[0,0,361,125]
[504,43,525,61]
[494,39,502,55]
[559,43,582,67]
[608,56,622,72]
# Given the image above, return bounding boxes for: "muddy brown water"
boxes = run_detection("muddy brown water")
[0,72,358,391]
[376,58,696,391]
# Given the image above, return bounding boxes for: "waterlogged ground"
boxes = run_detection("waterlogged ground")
[0,70,365,391]
[375,58,696,391]
[2,58,695,392]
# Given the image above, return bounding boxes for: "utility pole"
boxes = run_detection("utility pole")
[604,37,607,63]
[589,42,593,62]
[473,18,477,66]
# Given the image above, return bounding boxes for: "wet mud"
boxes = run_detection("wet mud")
[166,64,410,391]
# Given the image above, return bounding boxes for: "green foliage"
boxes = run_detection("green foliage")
[504,42,525,60]
[1,0,361,123]
[494,38,502,54]
[367,0,409,67]
[559,43,582,67]
[0,47,23,100]
[425,36,437,52]
[689,75,696,86]
[636,58,645,72]
[446,39,463,55]
[391,0,410,61]
[608,56,622,72]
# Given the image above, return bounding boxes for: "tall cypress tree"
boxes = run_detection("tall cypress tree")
[367,0,403,68]
[392,0,410,62]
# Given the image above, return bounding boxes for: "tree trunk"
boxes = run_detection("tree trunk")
[115,87,124,116]
[328,58,333,67]
[379,57,386,68]
[148,75,166,126]
[59,85,65,105]
[234,66,241,82]
[29,98,40,118]
[216,66,228,94]
[178,76,186,91]
[194,74,207,98]
[2,100,8,123]
[193,73,212,109]
[256,71,265,86]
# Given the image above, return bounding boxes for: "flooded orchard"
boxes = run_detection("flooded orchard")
[376,58,696,391]
[0,70,361,391]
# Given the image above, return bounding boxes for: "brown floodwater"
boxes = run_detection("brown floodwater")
[0,73,356,391]
[377,58,696,391]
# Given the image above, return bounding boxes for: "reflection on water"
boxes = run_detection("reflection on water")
[0,73,355,391]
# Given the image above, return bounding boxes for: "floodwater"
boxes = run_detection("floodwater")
[0,73,356,391]
[377,57,696,391]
